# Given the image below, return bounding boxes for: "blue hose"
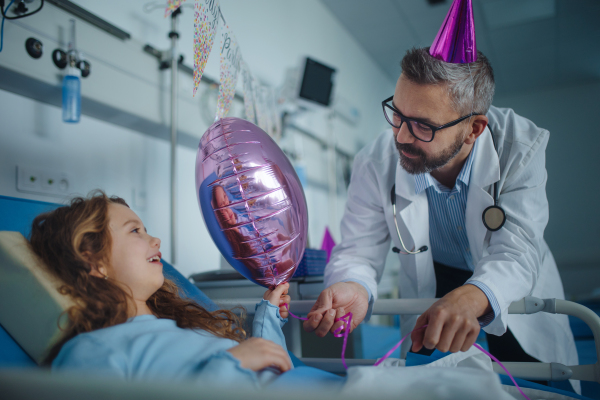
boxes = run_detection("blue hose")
[0,0,16,53]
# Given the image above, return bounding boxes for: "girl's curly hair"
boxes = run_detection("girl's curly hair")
[29,191,246,365]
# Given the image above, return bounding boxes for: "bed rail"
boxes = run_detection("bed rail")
[216,297,600,383]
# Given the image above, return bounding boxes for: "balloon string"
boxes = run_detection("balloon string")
[473,343,530,400]
[283,304,352,369]
[372,324,427,366]
[282,304,530,400]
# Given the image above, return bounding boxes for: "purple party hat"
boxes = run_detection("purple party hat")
[429,0,477,64]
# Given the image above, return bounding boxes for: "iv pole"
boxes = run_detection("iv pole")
[169,8,181,265]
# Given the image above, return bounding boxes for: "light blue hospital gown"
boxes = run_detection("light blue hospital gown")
[52,300,295,389]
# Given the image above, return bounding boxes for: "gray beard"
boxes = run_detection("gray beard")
[395,133,465,175]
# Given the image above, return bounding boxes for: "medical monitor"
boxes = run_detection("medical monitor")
[298,57,336,107]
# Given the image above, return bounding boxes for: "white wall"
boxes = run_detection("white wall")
[494,80,600,298]
[0,0,394,278]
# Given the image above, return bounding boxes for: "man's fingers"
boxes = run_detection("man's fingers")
[411,314,429,352]
[314,309,336,337]
[461,327,480,352]
[304,288,333,333]
[331,307,347,335]
[448,325,469,353]
[309,288,333,314]
[422,312,444,350]
[302,312,323,333]
[435,317,462,353]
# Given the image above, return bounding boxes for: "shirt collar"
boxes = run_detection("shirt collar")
[414,138,479,195]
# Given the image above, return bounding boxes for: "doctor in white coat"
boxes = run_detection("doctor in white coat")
[303,47,578,391]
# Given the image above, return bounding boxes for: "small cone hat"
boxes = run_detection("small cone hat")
[429,0,477,63]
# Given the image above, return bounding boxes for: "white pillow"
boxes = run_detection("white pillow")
[0,231,73,364]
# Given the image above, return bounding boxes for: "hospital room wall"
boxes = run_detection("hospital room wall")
[0,0,394,278]
[494,79,600,299]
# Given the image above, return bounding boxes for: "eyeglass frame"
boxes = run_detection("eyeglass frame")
[382,95,480,143]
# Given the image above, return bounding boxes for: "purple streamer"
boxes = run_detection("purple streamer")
[473,343,531,400]
[372,325,427,367]
[283,304,530,400]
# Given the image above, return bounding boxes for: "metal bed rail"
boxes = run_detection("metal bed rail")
[215,296,600,384]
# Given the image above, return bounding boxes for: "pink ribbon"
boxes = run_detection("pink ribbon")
[283,304,352,369]
[283,304,531,400]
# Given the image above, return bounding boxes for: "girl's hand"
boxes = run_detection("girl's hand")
[263,282,291,319]
[227,337,292,372]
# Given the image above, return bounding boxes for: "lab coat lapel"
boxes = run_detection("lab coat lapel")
[465,128,500,265]
[394,162,434,298]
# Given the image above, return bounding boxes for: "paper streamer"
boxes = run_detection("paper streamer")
[165,0,184,17]
[241,60,257,123]
[215,23,242,120]
[253,80,268,133]
[266,86,281,141]
[193,0,220,96]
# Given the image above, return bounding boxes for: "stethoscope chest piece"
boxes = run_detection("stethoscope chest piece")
[482,205,506,231]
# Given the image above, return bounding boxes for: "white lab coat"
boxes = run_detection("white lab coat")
[325,106,579,390]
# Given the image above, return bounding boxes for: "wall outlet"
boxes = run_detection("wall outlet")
[16,165,71,197]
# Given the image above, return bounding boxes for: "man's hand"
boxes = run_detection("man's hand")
[303,282,369,337]
[411,285,492,353]
[227,338,292,372]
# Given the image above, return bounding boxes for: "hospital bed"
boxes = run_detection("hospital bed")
[222,297,600,384]
[0,194,599,400]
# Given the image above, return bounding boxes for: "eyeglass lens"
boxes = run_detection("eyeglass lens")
[383,106,434,142]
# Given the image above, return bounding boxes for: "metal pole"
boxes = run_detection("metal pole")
[327,110,337,232]
[169,9,180,265]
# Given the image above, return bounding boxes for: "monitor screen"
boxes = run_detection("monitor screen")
[298,58,336,107]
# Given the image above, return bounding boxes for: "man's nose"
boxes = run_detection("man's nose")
[395,121,415,144]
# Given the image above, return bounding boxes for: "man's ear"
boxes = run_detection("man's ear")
[465,115,488,144]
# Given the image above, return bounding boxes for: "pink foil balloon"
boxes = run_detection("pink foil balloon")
[430,0,477,64]
[196,117,308,289]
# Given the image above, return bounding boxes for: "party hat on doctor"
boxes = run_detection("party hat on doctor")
[429,0,477,64]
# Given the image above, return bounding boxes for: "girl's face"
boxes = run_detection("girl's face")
[106,203,164,302]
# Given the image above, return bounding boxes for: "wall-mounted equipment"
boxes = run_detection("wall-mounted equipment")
[24,36,42,58]
[62,18,80,123]
[298,57,336,108]
[51,48,66,68]
[0,0,45,20]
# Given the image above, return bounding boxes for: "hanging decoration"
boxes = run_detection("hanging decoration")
[252,80,268,134]
[164,0,274,122]
[215,23,242,120]
[164,0,183,17]
[193,0,220,96]
[165,0,220,96]
[240,60,256,124]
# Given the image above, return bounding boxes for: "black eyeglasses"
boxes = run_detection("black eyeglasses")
[382,96,479,143]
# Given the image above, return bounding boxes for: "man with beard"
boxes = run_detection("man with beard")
[303,47,578,391]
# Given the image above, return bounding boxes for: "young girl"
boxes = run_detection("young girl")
[30,191,295,388]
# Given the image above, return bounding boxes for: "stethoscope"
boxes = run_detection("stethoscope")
[391,126,506,255]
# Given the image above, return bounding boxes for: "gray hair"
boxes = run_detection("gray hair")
[400,47,495,115]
